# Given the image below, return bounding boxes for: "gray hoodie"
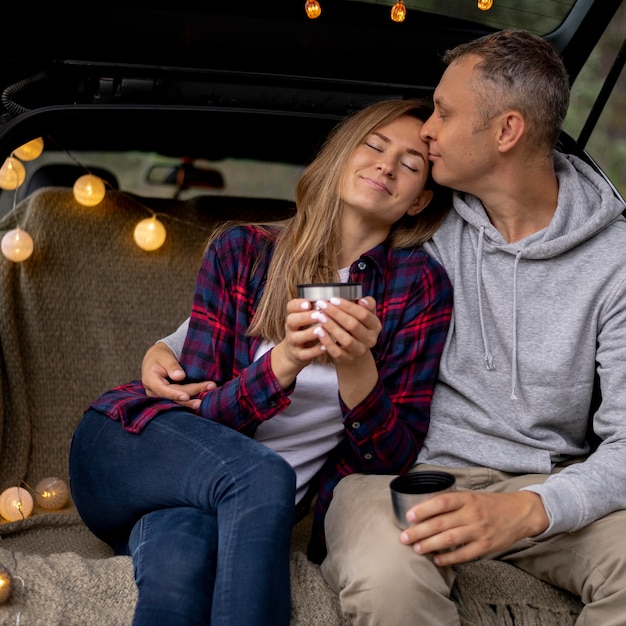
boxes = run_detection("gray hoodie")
[420,152,626,537]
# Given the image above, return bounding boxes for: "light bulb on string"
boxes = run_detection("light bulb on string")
[1,227,34,262]
[477,0,493,9]
[0,564,12,604]
[0,486,33,522]
[0,156,26,190]
[304,0,321,19]
[34,477,70,511]
[134,216,167,251]
[391,0,407,22]
[13,137,44,161]
[73,174,106,207]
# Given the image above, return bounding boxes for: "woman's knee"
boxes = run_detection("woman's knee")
[254,448,296,495]
[234,447,296,523]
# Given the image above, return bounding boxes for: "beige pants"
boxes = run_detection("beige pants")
[321,465,626,626]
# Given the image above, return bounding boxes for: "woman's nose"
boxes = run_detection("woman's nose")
[377,160,394,176]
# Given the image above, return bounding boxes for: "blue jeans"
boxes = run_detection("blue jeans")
[69,408,296,626]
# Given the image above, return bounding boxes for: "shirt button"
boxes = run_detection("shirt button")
[364,453,373,460]
[351,421,360,429]
[357,261,368,271]
[269,400,278,408]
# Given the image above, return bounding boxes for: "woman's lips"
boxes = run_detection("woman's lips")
[362,176,391,195]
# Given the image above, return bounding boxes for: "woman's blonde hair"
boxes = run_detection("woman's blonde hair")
[245,98,450,343]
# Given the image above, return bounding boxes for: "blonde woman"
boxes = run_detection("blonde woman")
[69,99,453,626]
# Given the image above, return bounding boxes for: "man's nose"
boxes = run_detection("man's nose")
[420,117,434,141]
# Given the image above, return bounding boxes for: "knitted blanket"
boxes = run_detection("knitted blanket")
[0,512,584,626]
[0,188,583,625]
[0,511,346,626]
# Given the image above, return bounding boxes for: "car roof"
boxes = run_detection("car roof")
[0,0,623,164]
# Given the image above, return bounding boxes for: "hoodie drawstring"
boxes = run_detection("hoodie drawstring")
[476,227,495,371]
[476,226,522,400]
[510,250,522,400]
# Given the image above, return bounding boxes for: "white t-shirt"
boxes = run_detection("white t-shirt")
[160,267,350,504]
[253,341,342,503]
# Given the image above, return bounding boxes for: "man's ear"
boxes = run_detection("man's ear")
[497,110,525,152]
[407,189,433,216]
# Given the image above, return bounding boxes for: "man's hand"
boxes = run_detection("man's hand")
[399,490,549,566]
[141,341,215,409]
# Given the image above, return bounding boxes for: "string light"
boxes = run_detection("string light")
[304,0,321,19]
[391,0,407,22]
[34,477,70,511]
[0,141,179,259]
[73,174,106,207]
[1,227,34,262]
[0,487,33,522]
[13,137,44,161]
[477,0,493,9]
[0,137,42,262]
[0,157,26,190]
[0,564,12,604]
[134,216,167,251]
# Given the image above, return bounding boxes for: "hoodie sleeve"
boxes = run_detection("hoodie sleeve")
[522,266,626,536]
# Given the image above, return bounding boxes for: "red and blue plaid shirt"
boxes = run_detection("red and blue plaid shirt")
[90,224,452,561]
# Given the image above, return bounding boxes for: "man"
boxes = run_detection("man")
[140,29,626,625]
[318,29,626,625]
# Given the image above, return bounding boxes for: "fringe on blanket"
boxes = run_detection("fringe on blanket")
[452,560,582,626]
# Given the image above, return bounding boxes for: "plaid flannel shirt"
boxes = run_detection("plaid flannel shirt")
[89,224,452,561]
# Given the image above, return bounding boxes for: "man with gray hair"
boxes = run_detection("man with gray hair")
[320,29,626,625]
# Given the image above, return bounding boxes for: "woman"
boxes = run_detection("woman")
[69,98,453,626]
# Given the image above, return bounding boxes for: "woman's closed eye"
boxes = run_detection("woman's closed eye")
[365,142,421,173]
[365,140,384,153]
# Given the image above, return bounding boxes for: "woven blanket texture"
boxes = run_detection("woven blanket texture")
[0,188,583,625]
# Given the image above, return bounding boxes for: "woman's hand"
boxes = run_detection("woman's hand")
[141,341,216,409]
[271,296,381,403]
[311,296,382,407]
[310,296,380,361]
[270,298,329,388]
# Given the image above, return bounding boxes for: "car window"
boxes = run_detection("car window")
[28,153,302,202]
[358,0,577,33]
[0,152,302,219]
[563,1,625,198]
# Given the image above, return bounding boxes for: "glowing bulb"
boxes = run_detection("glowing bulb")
[13,137,44,161]
[34,477,70,511]
[0,564,12,604]
[73,174,106,207]
[391,0,407,22]
[134,216,167,251]
[477,0,493,9]
[1,227,34,262]
[304,0,321,19]
[0,156,26,190]
[0,487,33,522]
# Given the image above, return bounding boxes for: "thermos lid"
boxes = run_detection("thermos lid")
[297,283,362,301]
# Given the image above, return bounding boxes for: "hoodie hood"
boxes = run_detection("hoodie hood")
[418,152,626,541]
[422,150,626,433]
[452,152,625,260]
[448,152,626,399]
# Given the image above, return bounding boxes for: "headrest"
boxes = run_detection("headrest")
[24,164,120,196]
